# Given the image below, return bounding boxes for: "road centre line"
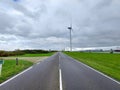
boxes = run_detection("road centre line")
[59,69,63,90]
[58,54,63,90]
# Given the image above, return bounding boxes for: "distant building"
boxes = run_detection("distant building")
[114,50,120,52]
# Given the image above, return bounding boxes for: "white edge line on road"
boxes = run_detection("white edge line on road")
[59,69,63,90]
[62,53,120,85]
[69,56,120,85]
[0,66,33,87]
[0,58,48,86]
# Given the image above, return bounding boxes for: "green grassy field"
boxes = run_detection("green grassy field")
[17,53,54,57]
[65,52,120,81]
[0,60,33,83]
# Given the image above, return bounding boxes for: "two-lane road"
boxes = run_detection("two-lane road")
[0,52,120,90]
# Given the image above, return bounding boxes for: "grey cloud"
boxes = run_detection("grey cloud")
[0,13,15,31]
[0,0,120,50]
[1,0,34,17]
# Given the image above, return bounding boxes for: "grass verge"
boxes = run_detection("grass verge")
[65,52,120,82]
[17,53,54,57]
[0,60,33,83]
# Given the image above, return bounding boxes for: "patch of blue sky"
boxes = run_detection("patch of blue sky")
[13,0,19,2]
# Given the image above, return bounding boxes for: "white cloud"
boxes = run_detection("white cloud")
[0,0,120,50]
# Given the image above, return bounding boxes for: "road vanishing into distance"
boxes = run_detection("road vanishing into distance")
[0,52,120,90]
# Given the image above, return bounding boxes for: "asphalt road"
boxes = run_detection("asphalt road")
[0,52,120,90]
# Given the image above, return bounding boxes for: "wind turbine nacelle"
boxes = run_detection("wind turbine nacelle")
[68,27,72,30]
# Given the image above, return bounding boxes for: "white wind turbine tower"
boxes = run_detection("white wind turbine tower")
[68,21,73,51]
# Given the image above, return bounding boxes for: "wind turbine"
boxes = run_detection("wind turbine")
[68,22,73,51]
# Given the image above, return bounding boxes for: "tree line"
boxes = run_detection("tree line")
[0,49,56,57]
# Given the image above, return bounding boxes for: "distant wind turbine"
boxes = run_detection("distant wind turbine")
[68,21,73,51]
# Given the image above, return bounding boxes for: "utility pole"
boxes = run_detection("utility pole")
[68,25,72,51]
[16,58,19,65]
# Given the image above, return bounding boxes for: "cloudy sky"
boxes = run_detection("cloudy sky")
[0,0,120,50]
